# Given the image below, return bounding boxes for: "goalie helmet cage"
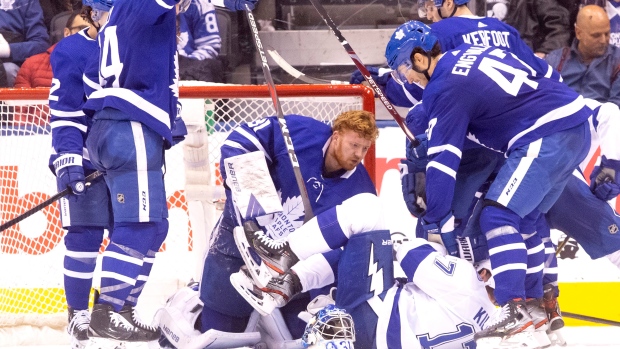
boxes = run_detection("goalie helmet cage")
[0,84,375,345]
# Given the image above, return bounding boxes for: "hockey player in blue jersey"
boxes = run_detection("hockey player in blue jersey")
[197,110,378,339]
[48,1,113,347]
[387,21,592,343]
[81,0,258,342]
[231,193,498,349]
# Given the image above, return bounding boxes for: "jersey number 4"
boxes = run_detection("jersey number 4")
[100,26,124,88]
[478,49,538,96]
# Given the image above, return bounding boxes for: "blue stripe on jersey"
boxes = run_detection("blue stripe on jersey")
[386,286,403,349]
[400,244,435,282]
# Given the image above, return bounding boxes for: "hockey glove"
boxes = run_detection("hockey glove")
[54,154,86,196]
[349,66,392,88]
[223,0,258,11]
[590,156,620,201]
[422,214,459,257]
[456,235,488,263]
[172,116,188,146]
[398,159,426,217]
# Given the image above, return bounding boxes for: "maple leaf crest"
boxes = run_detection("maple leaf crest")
[261,195,305,238]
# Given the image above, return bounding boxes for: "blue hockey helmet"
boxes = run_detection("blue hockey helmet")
[385,21,437,83]
[82,0,115,12]
[434,0,470,7]
[302,305,355,349]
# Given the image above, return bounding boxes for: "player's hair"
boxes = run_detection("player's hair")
[411,41,442,60]
[64,10,83,30]
[332,110,379,141]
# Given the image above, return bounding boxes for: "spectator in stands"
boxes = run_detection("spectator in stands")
[39,0,73,32]
[14,9,88,88]
[0,0,50,87]
[503,0,572,58]
[545,4,620,106]
[177,0,224,83]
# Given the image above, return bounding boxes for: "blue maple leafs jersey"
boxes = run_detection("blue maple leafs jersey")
[83,0,179,147]
[386,15,558,109]
[422,44,591,223]
[220,115,376,240]
[48,29,98,172]
[178,0,221,60]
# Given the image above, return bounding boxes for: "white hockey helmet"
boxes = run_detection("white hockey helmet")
[302,304,355,349]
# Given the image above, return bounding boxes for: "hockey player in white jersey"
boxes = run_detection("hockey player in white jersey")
[81,0,258,342]
[231,192,497,349]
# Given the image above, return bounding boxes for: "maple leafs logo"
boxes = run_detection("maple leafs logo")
[260,195,304,238]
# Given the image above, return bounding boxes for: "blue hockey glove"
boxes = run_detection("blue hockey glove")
[456,235,488,263]
[54,154,86,196]
[405,133,428,166]
[349,66,392,88]
[223,0,258,11]
[172,116,188,146]
[590,156,620,201]
[422,214,459,257]
[398,159,426,217]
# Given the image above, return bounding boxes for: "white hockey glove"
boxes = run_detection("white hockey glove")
[0,34,10,58]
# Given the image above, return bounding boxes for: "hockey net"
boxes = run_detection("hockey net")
[0,84,375,344]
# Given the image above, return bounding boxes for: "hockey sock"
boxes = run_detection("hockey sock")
[288,193,386,260]
[125,219,168,306]
[523,233,544,299]
[64,226,105,310]
[291,250,340,293]
[538,218,559,290]
[480,205,526,305]
[99,222,158,311]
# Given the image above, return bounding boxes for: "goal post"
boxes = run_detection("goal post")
[0,84,375,345]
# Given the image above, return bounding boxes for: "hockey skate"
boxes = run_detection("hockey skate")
[89,303,158,342]
[543,285,567,346]
[230,266,302,316]
[474,299,537,348]
[234,220,299,288]
[68,307,90,349]
[119,305,160,341]
[525,298,551,348]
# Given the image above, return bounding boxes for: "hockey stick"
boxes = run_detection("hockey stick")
[266,49,349,85]
[562,311,620,327]
[0,171,103,233]
[306,0,419,146]
[245,5,313,222]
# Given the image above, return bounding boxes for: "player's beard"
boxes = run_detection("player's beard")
[333,140,361,171]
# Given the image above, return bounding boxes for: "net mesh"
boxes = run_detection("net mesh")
[0,85,373,332]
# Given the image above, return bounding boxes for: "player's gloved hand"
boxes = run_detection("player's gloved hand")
[456,235,488,263]
[398,159,426,217]
[590,156,620,201]
[178,0,191,13]
[172,116,188,146]
[54,154,86,196]
[223,0,258,11]
[422,214,459,257]
[349,66,392,87]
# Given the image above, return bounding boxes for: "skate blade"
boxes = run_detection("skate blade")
[230,270,277,316]
[546,329,567,347]
[476,330,541,349]
[87,337,126,349]
[233,226,277,288]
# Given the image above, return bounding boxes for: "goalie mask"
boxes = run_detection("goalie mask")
[385,21,437,84]
[302,305,355,349]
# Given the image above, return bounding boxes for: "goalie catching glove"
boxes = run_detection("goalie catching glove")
[590,156,620,201]
[54,154,86,196]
